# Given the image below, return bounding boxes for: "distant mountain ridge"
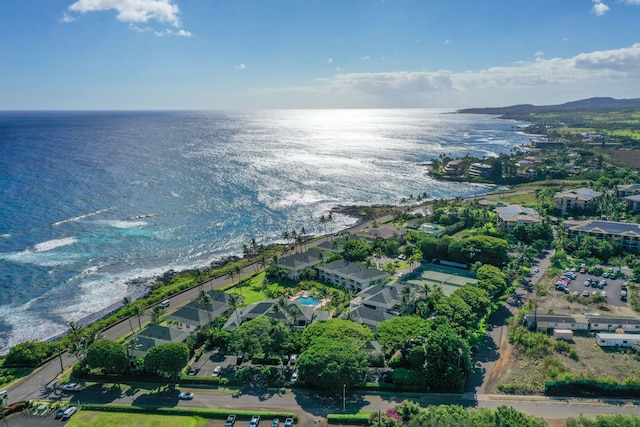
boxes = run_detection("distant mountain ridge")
[458,97,640,117]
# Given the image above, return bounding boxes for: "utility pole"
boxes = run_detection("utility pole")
[343,384,346,412]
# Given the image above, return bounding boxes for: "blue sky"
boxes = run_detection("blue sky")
[1,0,639,109]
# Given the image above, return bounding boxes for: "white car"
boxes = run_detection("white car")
[212,365,222,377]
[61,406,77,420]
[178,392,194,400]
[61,383,82,392]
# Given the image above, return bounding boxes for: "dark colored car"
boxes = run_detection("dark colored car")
[55,406,70,420]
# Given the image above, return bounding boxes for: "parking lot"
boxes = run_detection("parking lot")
[188,350,298,383]
[552,267,629,308]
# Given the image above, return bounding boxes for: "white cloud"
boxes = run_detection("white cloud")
[67,0,191,35]
[592,0,610,16]
[534,51,544,59]
[328,58,333,64]
[59,12,76,23]
[235,64,247,70]
[443,39,452,45]
[281,44,640,106]
[623,0,640,4]
[360,56,370,61]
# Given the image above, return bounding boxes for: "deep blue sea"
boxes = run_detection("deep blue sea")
[0,109,532,353]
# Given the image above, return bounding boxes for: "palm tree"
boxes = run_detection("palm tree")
[121,296,135,334]
[132,303,144,331]
[151,305,166,324]
[282,231,291,255]
[125,337,141,365]
[287,305,303,327]
[228,294,242,326]
[198,291,214,328]
[399,285,417,315]
[272,297,288,323]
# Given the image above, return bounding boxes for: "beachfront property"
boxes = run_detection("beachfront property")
[316,259,391,292]
[596,333,640,348]
[495,204,542,233]
[622,194,640,212]
[166,291,235,331]
[420,223,446,237]
[564,220,640,253]
[357,224,406,243]
[616,183,640,198]
[275,249,323,280]
[126,324,190,359]
[553,187,602,215]
[221,298,330,331]
[467,162,492,178]
[443,159,465,175]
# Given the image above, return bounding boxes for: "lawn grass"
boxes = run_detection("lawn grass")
[226,272,297,305]
[68,411,211,427]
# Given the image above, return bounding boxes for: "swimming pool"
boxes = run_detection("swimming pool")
[295,295,321,306]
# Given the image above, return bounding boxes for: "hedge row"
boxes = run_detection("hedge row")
[546,380,640,398]
[79,403,295,420]
[327,412,372,425]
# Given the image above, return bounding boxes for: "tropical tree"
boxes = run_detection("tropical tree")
[287,305,303,327]
[297,339,368,393]
[86,340,129,374]
[151,305,166,324]
[424,324,471,392]
[143,342,190,381]
[121,296,135,334]
[198,291,214,328]
[132,303,144,331]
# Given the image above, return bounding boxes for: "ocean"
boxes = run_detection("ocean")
[0,109,532,354]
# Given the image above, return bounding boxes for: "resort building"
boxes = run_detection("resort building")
[125,324,190,358]
[495,204,542,233]
[316,259,390,292]
[443,159,464,175]
[622,194,640,212]
[467,163,492,178]
[165,291,235,331]
[276,249,324,280]
[221,299,330,331]
[616,183,640,198]
[420,223,446,237]
[553,188,602,215]
[357,224,405,242]
[564,220,640,253]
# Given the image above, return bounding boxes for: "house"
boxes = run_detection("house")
[221,299,330,331]
[616,183,640,198]
[495,204,542,233]
[276,249,323,280]
[166,293,235,331]
[357,224,405,242]
[586,316,640,333]
[564,220,640,253]
[554,188,602,215]
[420,223,446,237]
[443,159,465,175]
[316,259,390,292]
[467,163,492,178]
[622,194,640,212]
[125,324,190,358]
[522,313,589,332]
[596,333,640,348]
[348,305,395,332]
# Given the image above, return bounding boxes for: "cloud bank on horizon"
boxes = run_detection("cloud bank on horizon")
[1,0,639,109]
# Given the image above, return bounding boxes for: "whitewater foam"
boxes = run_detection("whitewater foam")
[34,236,78,252]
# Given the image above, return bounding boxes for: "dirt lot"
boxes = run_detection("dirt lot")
[488,266,640,393]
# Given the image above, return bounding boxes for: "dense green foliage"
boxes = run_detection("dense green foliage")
[566,414,640,427]
[227,316,299,361]
[423,325,471,392]
[143,342,189,380]
[377,316,432,354]
[85,340,129,374]
[297,338,368,393]
[3,340,55,367]
[300,318,373,350]
[370,401,546,427]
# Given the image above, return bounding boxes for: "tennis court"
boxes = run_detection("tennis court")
[406,264,477,296]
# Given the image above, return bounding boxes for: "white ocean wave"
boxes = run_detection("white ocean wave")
[53,207,113,226]
[34,236,78,252]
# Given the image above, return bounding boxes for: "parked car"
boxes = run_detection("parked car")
[621,290,628,301]
[61,406,77,421]
[291,371,299,381]
[236,352,244,365]
[250,415,261,427]
[601,291,607,298]
[178,392,194,400]
[533,267,539,273]
[188,367,200,376]
[213,366,222,377]
[55,406,70,419]
[61,383,82,392]
[284,418,294,427]
[272,418,280,427]
[289,354,298,364]
[582,290,589,297]
[226,415,237,427]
